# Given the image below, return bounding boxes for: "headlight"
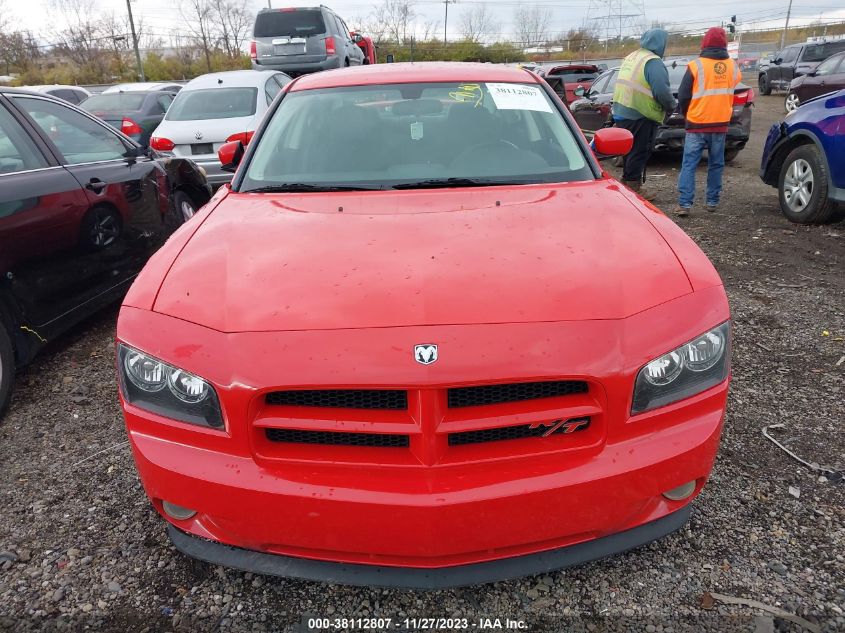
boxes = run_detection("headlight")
[632,322,730,414]
[118,344,224,429]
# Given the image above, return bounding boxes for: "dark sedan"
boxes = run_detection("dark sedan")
[569,61,754,162]
[80,91,176,148]
[785,51,845,113]
[0,88,212,417]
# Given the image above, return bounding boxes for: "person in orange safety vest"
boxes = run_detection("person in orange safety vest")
[675,27,741,216]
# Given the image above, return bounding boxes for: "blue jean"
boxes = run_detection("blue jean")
[677,132,726,208]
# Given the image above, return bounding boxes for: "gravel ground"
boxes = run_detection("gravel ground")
[1,93,843,633]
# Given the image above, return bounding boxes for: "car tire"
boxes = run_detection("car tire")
[778,144,840,224]
[759,74,772,96]
[0,321,14,421]
[724,148,739,163]
[784,92,800,113]
[173,190,197,223]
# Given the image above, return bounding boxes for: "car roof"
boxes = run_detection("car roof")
[104,82,180,92]
[183,70,284,90]
[0,87,66,98]
[291,62,539,91]
[258,5,324,12]
[546,64,599,73]
[24,84,89,92]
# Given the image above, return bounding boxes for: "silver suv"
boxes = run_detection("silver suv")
[250,6,365,75]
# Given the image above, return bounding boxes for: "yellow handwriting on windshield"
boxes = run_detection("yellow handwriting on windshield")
[449,84,483,107]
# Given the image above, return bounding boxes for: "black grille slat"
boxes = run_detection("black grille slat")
[447,380,588,408]
[265,428,410,447]
[449,417,591,446]
[266,389,408,410]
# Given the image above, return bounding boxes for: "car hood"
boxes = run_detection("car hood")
[153,181,694,332]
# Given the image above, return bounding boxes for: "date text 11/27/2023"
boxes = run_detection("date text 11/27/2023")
[306,617,528,630]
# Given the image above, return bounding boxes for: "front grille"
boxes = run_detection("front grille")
[265,428,410,447]
[266,389,408,410]
[449,417,591,446]
[447,380,588,408]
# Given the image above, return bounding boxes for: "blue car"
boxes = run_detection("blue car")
[760,89,845,224]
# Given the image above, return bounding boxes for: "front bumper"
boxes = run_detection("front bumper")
[119,288,730,585]
[168,506,690,589]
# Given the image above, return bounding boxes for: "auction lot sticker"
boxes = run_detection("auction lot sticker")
[486,83,552,113]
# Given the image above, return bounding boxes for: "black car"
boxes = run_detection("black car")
[80,91,176,148]
[758,39,845,95]
[0,88,212,417]
[569,61,754,162]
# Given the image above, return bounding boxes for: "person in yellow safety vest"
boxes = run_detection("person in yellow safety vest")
[611,28,677,201]
[675,27,741,216]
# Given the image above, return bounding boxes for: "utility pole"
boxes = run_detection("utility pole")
[780,0,793,50]
[126,0,145,81]
[444,0,455,43]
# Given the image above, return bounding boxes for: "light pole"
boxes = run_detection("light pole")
[780,0,794,50]
[444,0,455,43]
[125,0,145,81]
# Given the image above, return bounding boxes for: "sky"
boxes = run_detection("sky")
[6,0,845,47]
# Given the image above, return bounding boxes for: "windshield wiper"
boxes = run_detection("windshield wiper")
[391,177,535,190]
[243,183,382,193]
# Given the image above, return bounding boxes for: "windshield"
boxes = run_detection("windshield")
[240,82,591,192]
[81,94,146,111]
[664,63,688,90]
[549,69,599,81]
[254,10,326,38]
[166,88,257,121]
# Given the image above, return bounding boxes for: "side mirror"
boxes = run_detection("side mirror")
[592,127,633,159]
[218,140,244,173]
[574,86,586,97]
[807,70,817,77]
[774,58,783,65]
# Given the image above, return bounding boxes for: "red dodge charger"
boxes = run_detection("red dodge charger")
[116,63,731,588]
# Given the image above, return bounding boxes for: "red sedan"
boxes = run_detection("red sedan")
[116,62,730,588]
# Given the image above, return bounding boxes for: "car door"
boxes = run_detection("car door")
[7,94,170,330]
[338,17,363,65]
[570,71,612,132]
[776,46,799,89]
[0,96,98,330]
[799,54,845,101]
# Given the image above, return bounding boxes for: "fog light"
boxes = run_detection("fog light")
[662,480,697,501]
[162,500,196,520]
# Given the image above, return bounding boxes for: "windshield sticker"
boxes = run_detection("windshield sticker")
[449,83,483,106]
[486,83,552,113]
[410,121,423,141]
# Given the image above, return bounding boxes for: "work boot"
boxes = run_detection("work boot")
[674,204,691,217]
[625,179,657,202]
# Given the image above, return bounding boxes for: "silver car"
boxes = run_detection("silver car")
[150,70,290,186]
[250,6,365,75]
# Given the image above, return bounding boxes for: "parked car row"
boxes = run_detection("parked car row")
[0,87,211,417]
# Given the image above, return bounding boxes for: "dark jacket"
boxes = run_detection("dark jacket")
[612,29,677,121]
[678,47,731,132]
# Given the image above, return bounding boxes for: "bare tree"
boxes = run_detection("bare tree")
[512,4,553,49]
[376,0,415,44]
[459,3,498,44]
[181,0,215,72]
[211,0,253,59]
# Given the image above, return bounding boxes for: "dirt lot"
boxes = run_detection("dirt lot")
[1,93,843,633]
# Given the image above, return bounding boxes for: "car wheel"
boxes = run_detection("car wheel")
[724,148,739,163]
[784,92,800,113]
[759,74,772,96]
[0,322,14,420]
[778,144,840,224]
[79,206,122,250]
[174,190,197,223]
